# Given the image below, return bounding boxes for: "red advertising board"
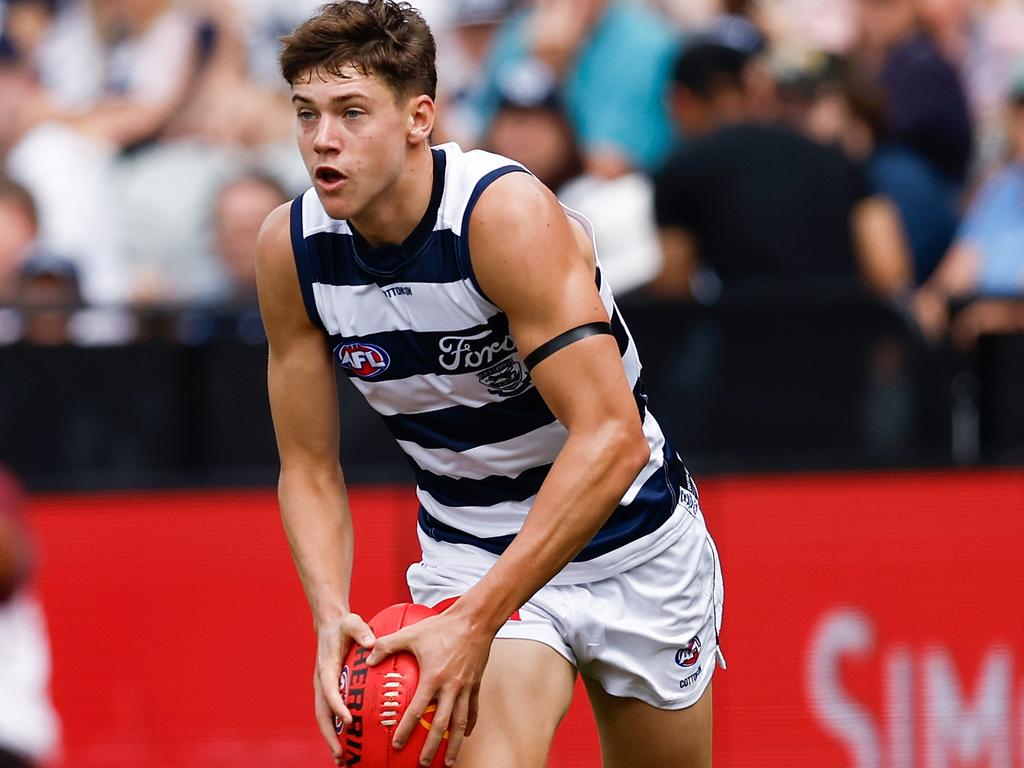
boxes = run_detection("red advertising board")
[20,470,1024,766]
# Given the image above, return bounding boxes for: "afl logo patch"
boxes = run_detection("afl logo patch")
[675,636,702,668]
[337,342,390,378]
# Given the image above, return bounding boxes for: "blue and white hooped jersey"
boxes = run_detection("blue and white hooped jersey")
[290,142,696,583]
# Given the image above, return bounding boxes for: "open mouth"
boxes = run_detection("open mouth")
[315,167,345,184]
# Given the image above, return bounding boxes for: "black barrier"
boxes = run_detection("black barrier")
[0,293,1020,489]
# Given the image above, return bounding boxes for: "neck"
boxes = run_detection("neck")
[350,143,434,247]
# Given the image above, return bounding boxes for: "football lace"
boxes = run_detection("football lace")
[380,672,403,727]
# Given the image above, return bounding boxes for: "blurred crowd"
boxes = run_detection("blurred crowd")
[0,0,1022,352]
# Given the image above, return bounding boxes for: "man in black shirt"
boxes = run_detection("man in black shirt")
[651,42,911,299]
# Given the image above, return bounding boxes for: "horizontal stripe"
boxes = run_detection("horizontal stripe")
[416,441,682,561]
[406,377,652,507]
[577,447,681,561]
[397,419,568,480]
[349,370,511,416]
[417,486,536,537]
[382,386,555,452]
[415,463,551,508]
[314,279,496,336]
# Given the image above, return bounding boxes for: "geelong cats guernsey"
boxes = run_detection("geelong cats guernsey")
[290,142,697,583]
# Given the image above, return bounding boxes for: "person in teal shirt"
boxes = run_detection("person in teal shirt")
[472,0,682,175]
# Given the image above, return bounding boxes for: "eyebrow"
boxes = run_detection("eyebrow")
[291,93,368,105]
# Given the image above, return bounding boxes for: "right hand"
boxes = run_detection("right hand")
[314,613,376,766]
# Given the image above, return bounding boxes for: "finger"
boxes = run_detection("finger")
[342,614,377,649]
[392,678,436,751]
[419,689,456,767]
[366,627,408,666]
[443,689,472,766]
[314,683,343,758]
[319,665,351,729]
[464,682,481,738]
[365,635,392,667]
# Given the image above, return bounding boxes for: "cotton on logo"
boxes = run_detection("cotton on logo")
[336,342,390,378]
[807,608,1020,768]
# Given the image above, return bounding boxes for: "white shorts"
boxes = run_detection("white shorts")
[406,502,725,710]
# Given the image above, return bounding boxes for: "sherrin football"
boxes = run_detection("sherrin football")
[338,602,448,768]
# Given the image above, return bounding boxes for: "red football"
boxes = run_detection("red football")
[338,603,448,768]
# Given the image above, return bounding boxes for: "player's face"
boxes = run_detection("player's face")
[292,67,413,221]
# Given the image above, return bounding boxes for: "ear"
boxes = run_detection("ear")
[407,95,436,145]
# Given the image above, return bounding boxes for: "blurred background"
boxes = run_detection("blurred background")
[0,0,1021,765]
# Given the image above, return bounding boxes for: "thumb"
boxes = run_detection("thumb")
[366,632,401,666]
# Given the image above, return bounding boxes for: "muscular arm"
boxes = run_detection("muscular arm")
[256,203,372,757]
[370,172,650,764]
[453,172,650,631]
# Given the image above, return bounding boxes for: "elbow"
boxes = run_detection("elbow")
[607,421,650,484]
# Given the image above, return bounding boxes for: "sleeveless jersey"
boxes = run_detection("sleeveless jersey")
[290,142,696,583]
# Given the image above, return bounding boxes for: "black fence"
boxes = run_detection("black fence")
[1,289,1021,490]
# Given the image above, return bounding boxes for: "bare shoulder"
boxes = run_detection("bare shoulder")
[256,201,310,340]
[468,172,593,310]
[256,201,295,289]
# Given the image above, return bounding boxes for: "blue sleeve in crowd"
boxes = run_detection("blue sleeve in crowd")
[567,6,682,170]
[473,5,682,171]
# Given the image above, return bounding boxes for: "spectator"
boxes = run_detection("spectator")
[432,0,520,146]
[472,0,681,176]
[0,176,36,303]
[2,0,199,305]
[484,60,583,191]
[913,71,1024,348]
[171,171,284,345]
[213,172,286,305]
[17,256,83,347]
[0,466,60,768]
[651,41,912,300]
[852,0,973,187]
[836,0,975,283]
[484,60,662,294]
[772,50,961,283]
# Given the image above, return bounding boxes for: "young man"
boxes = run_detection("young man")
[257,3,724,766]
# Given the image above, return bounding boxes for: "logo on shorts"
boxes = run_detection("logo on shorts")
[675,636,702,668]
[337,342,390,378]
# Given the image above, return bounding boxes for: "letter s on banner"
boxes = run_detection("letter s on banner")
[807,608,881,768]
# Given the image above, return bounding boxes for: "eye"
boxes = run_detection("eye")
[343,109,364,119]
[297,109,317,122]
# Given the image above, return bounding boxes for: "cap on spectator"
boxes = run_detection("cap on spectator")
[672,41,748,98]
[452,0,517,27]
[20,254,80,284]
[495,59,561,111]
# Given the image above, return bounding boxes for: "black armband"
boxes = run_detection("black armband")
[523,321,614,371]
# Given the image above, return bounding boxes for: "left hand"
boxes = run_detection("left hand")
[366,609,494,766]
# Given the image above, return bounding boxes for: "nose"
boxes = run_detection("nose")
[312,115,341,155]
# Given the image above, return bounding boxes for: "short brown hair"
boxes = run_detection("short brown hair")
[280,1,437,99]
